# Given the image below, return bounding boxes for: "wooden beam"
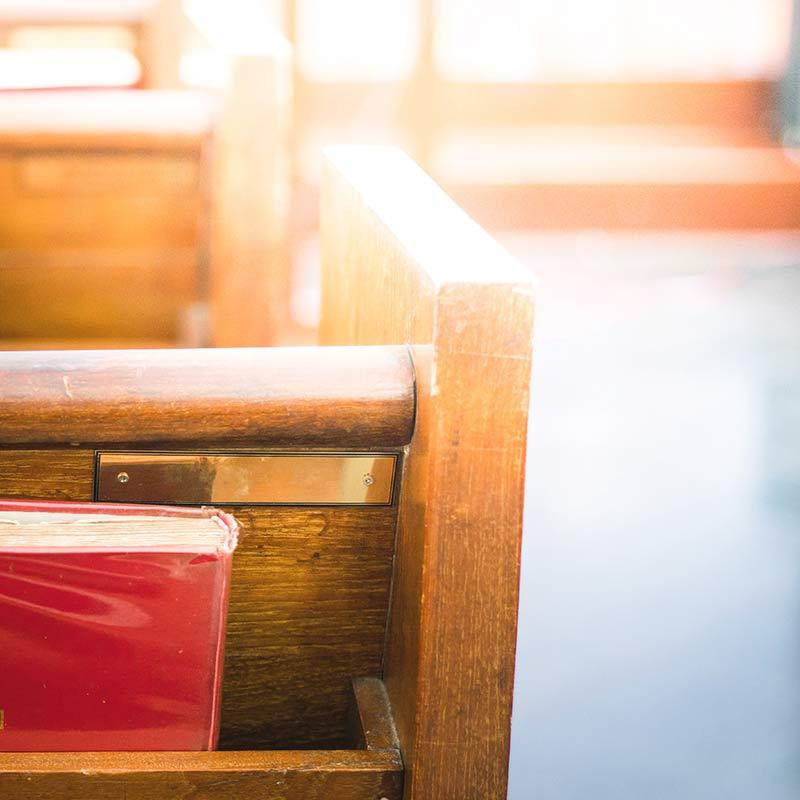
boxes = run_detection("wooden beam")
[320,146,534,800]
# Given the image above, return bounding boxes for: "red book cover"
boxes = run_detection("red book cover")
[0,499,238,752]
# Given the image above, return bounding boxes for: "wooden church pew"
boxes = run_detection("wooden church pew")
[0,7,291,350]
[0,146,534,800]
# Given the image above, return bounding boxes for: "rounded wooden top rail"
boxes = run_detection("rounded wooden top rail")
[0,346,415,447]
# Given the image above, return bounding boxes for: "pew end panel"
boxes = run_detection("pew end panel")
[321,146,535,800]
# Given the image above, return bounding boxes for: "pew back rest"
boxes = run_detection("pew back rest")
[0,345,414,750]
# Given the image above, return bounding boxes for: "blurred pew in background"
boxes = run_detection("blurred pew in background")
[0,145,534,800]
[0,1,291,350]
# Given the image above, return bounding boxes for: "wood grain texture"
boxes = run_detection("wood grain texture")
[320,146,534,800]
[0,346,414,447]
[210,47,292,346]
[0,449,94,501]
[219,504,398,748]
[0,448,401,750]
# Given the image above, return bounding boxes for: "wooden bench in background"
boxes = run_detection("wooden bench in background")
[423,81,800,231]
[0,146,534,800]
[0,2,291,350]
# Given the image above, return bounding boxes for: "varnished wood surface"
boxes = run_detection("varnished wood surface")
[321,146,534,800]
[0,448,401,750]
[0,346,415,447]
[219,504,397,748]
[0,449,94,501]
[0,677,402,799]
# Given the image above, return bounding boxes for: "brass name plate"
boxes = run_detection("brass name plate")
[95,453,397,506]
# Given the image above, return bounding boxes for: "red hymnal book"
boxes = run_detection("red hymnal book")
[0,500,238,752]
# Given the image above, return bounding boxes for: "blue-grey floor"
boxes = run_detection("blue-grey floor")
[503,232,800,800]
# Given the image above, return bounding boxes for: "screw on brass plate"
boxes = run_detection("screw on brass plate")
[116,471,130,484]
[362,473,374,487]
